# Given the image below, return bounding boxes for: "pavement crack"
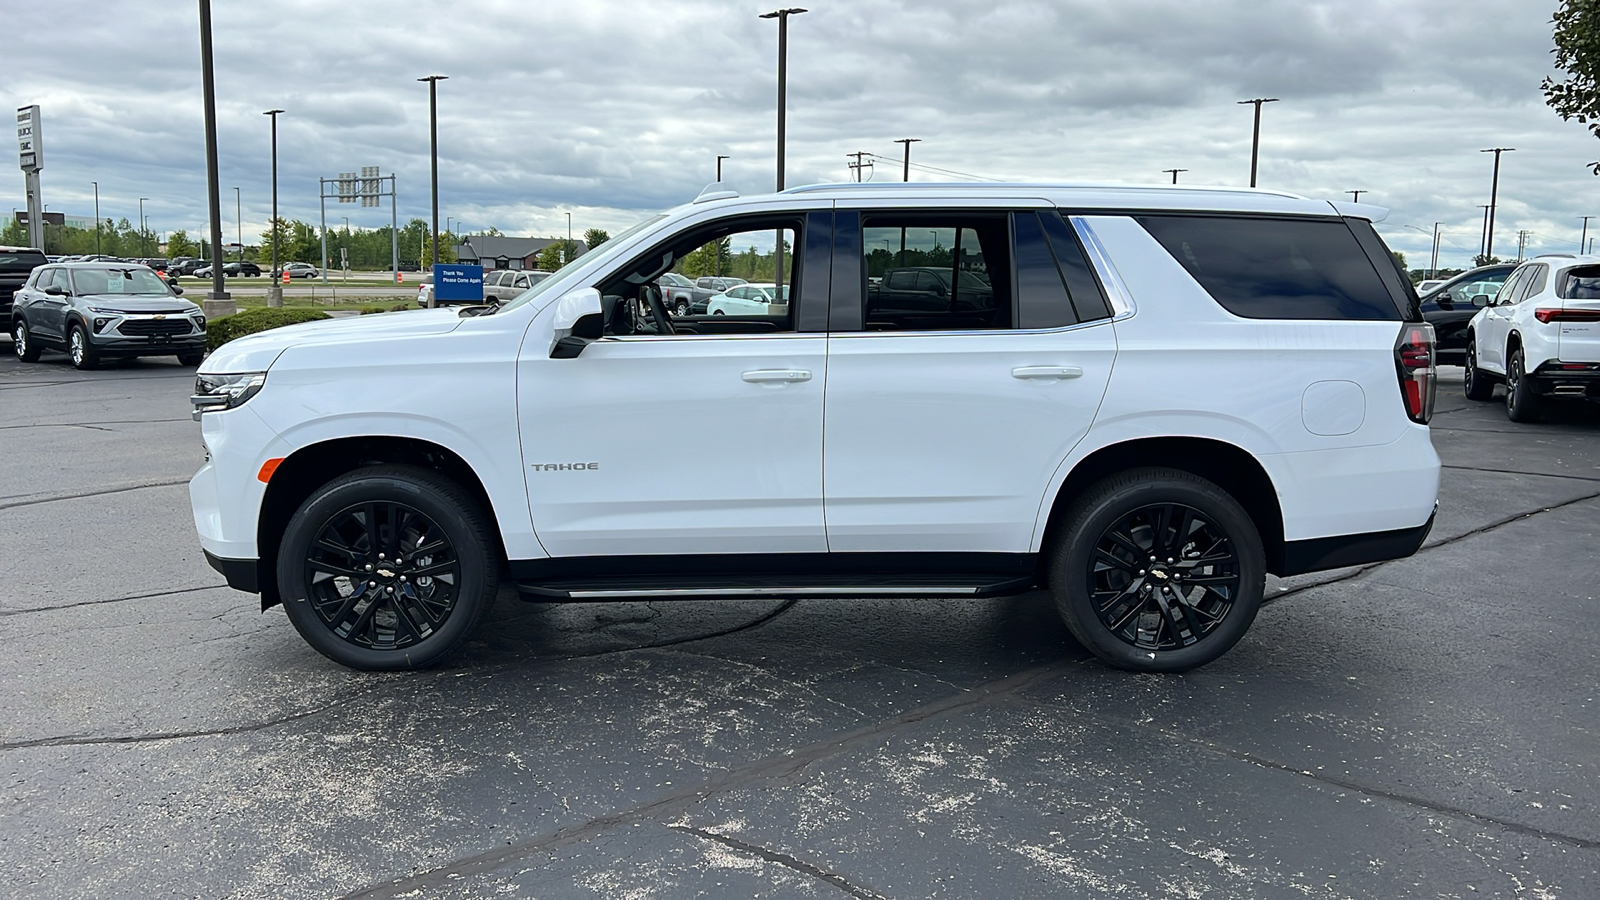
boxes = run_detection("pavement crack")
[552,599,800,661]
[0,583,226,617]
[1442,463,1600,483]
[0,694,367,751]
[1264,488,1600,606]
[0,477,192,510]
[0,416,191,430]
[667,823,890,899]
[336,658,1076,899]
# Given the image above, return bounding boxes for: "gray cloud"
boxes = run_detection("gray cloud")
[0,0,1586,268]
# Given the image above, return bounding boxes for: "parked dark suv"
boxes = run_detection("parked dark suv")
[1418,264,1515,365]
[1,245,49,323]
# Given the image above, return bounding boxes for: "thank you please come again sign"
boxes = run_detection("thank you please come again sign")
[432,264,484,303]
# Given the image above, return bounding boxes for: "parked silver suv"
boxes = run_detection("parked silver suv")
[12,263,206,368]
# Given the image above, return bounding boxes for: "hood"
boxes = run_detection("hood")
[200,306,466,374]
[81,295,200,314]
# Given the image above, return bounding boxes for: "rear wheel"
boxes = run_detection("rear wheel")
[13,320,40,362]
[1048,468,1265,672]
[1463,339,1494,401]
[68,324,99,370]
[1505,346,1541,423]
[276,465,499,670]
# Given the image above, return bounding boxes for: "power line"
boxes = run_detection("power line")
[863,153,1003,182]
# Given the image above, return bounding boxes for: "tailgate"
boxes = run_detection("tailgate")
[1556,266,1600,362]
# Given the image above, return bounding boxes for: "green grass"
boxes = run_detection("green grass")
[231,295,415,312]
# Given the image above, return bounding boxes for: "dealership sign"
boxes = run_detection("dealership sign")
[17,105,41,172]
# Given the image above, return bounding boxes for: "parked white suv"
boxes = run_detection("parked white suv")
[1462,254,1600,420]
[189,183,1440,673]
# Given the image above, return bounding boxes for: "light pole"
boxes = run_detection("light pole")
[1432,222,1443,277]
[566,211,572,243]
[264,109,284,306]
[197,0,231,314]
[418,74,447,305]
[716,155,730,182]
[1580,215,1594,252]
[91,181,100,255]
[1478,205,1492,260]
[138,198,149,256]
[760,7,806,297]
[894,138,920,182]
[1481,147,1515,261]
[1347,190,1365,203]
[1237,97,1279,188]
[1163,168,1187,184]
[233,186,241,261]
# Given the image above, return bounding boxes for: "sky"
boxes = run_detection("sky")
[2,0,1594,270]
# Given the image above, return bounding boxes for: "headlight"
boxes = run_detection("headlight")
[191,372,266,421]
[88,306,125,314]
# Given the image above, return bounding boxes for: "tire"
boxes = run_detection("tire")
[674,300,690,317]
[276,465,499,670]
[13,319,40,362]
[68,323,99,370]
[1463,339,1494,401]
[177,351,205,366]
[1505,345,1541,423]
[712,309,725,315]
[1048,468,1265,673]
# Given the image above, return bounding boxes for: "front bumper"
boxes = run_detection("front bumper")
[204,550,259,593]
[93,335,206,356]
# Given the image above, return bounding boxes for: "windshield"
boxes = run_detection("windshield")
[498,214,667,314]
[70,267,173,296]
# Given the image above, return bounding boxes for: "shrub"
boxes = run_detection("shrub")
[358,305,386,315]
[206,308,331,351]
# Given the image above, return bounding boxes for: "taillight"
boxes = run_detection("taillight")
[1394,323,1436,425]
[1533,308,1600,324]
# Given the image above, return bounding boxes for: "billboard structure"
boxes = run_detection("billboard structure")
[319,167,399,284]
[16,106,43,250]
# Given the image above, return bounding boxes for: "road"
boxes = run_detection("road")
[1,349,1597,899]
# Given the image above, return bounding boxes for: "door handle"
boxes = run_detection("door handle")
[1012,366,1083,380]
[742,369,812,384]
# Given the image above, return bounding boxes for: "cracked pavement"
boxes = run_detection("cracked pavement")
[2,351,1598,899]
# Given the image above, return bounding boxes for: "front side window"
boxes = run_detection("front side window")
[1495,267,1530,305]
[1137,215,1401,320]
[860,214,1011,331]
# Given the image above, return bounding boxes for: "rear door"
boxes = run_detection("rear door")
[821,205,1116,553]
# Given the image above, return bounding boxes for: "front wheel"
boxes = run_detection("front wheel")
[276,465,499,670]
[1048,468,1265,672]
[177,350,205,366]
[1463,339,1494,401]
[1505,346,1541,423]
[674,300,690,317]
[68,324,99,370]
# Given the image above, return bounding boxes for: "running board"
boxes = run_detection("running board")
[515,574,1037,602]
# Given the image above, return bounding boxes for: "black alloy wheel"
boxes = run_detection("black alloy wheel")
[1463,339,1494,401]
[1505,346,1541,423]
[13,320,40,362]
[1050,468,1264,672]
[277,465,498,670]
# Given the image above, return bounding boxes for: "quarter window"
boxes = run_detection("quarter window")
[1517,264,1548,301]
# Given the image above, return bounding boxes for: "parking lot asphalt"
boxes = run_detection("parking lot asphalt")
[2,346,1598,899]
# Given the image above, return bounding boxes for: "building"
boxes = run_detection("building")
[454,234,585,271]
[14,212,96,230]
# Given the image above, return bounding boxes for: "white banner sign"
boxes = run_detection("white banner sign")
[17,105,41,173]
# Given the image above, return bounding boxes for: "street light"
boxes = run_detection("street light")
[263,109,284,306]
[233,186,241,261]
[138,198,149,256]
[1347,190,1366,203]
[894,138,920,182]
[760,7,805,297]
[1579,216,1594,252]
[197,0,231,312]
[716,155,730,182]
[1236,97,1279,188]
[1480,147,1515,260]
[418,74,447,305]
[91,181,100,255]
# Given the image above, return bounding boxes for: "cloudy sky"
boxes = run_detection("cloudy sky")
[3,0,1592,269]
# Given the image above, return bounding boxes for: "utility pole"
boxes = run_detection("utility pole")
[1478,205,1492,261]
[1237,97,1279,188]
[894,138,920,182]
[1517,229,1530,261]
[418,74,447,304]
[1162,168,1187,184]
[1347,190,1366,203]
[716,155,730,182]
[760,7,806,299]
[263,109,284,307]
[138,198,149,256]
[1480,147,1515,261]
[233,186,241,261]
[1580,215,1594,252]
[91,181,100,255]
[847,151,871,182]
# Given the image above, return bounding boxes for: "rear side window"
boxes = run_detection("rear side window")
[0,250,48,272]
[1136,215,1401,320]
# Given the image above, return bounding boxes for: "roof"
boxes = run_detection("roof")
[684,181,1388,222]
[456,235,587,261]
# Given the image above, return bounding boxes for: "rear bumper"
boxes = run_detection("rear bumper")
[1278,507,1436,576]
[1530,362,1600,398]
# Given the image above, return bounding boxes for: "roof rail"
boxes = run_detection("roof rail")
[694,184,739,204]
[1535,253,1576,259]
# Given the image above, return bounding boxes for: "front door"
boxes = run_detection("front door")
[517,213,829,559]
[822,207,1117,553]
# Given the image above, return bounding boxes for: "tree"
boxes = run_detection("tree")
[0,217,26,247]
[167,230,198,259]
[537,238,584,270]
[1544,1,1600,172]
[1391,250,1407,271]
[584,228,611,250]
[421,234,458,267]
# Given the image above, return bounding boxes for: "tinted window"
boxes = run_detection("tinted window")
[860,214,1011,331]
[1136,215,1400,320]
[1519,264,1548,300]
[1012,211,1076,329]
[1561,265,1600,299]
[1039,211,1112,321]
[0,250,48,272]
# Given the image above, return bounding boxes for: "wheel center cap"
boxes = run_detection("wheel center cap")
[1148,567,1171,583]
[376,568,396,579]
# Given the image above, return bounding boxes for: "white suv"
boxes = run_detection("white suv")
[1462,254,1600,420]
[189,183,1440,673]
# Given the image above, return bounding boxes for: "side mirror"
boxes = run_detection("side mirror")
[43,285,64,296]
[1473,294,1492,308]
[549,287,604,359]
[172,286,184,295]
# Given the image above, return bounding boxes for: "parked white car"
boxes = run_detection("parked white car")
[190,182,1439,674]
[283,262,320,279]
[1462,254,1600,420]
[706,282,790,315]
